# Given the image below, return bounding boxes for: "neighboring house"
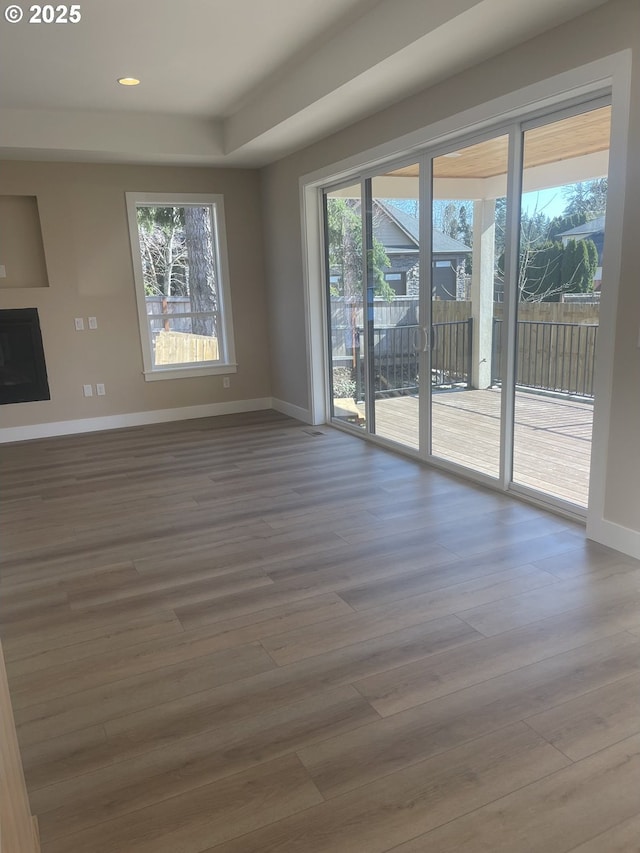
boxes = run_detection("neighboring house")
[558,215,605,290]
[373,201,472,299]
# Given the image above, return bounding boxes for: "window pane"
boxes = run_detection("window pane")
[325,185,366,428]
[430,134,509,479]
[512,105,610,507]
[368,170,421,449]
[136,205,220,337]
[135,204,221,367]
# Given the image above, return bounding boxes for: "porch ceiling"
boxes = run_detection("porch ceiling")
[386,105,611,180]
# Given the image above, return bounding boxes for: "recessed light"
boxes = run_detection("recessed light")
[118,77,141,86]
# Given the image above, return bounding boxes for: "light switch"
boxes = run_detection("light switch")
[75,318,85,331]
[83,384,93,397]
[0,265,6,278]
[88,316,98,330]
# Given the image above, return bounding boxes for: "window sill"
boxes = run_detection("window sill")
[143,364,238,382]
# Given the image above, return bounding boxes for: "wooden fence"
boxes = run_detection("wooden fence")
[154,331,219,365]
[493,302,600,325]
[330,297,600,329]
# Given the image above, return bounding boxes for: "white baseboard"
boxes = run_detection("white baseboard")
[0,398,273,443]
[587,516,640,561]
[271,397,312,423]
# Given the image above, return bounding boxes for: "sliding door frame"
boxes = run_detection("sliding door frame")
[303,54,631,532]
[506,93,612,515]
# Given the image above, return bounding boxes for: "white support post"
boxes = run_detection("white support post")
[471,199,496,389]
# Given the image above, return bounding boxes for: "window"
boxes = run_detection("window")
[383,272,407,295]
[126,193,236,380]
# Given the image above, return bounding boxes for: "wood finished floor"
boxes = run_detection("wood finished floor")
[1,410,639,853]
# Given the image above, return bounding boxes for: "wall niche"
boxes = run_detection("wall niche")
[0,196,49,288]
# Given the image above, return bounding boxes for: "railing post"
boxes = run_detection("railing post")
[354,327,362,402]
[467,317,473,389]
[491,317,501,386]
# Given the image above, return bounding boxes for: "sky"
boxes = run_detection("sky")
[520,187,568,219]
[389,186,571,222]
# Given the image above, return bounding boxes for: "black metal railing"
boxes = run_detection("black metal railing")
[432,319,473,390]
[351,319,473,398]
[369,324,421,397]
[493,318,598,397]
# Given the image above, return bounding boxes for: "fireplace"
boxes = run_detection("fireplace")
[0,308,50,405]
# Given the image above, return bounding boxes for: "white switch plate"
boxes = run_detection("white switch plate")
[83,384,93,397]
[96,383,106,396]
[88,316,98,330]
[0,265,6,278]
[223,376,231,388]
[75,317,85,331]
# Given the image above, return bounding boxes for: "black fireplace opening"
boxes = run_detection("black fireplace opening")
[0,308,51,405]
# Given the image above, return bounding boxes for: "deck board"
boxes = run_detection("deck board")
[350,389,593,506]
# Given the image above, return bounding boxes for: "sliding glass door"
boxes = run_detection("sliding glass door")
[322,97,611,512]
[367,167,423,450]
[430,134,509,480]
[512,103,610,507]
[324,165,425,453]
[325,183,366,429]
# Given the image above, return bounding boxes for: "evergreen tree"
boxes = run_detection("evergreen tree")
[136,205,218,335]
[561,238,598,294]
[522,241,563,301]
[562,179,608,219]
[548,212,588,240]
[183,206,217,336]
[326,198,393,301]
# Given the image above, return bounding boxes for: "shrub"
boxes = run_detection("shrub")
[332,367,356,399]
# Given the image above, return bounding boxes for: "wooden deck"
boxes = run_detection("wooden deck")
[360,389,593,507]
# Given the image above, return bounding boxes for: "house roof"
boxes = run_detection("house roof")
[558,215,605,237]
[558,215,605,264]
[376,201,472,254]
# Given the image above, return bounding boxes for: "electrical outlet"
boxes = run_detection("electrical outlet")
[88,316,98,330]
[96,383,106,396]
[75,317,85,331]
[83,384,93,397]
[223,376,231,389]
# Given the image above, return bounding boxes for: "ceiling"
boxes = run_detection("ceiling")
[0,0,610,167]
[387,106,612,180]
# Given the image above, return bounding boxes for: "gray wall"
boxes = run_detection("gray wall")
[0,162,271,428]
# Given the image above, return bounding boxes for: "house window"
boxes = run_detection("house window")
[126,193,236,381]
[384,272,407,295]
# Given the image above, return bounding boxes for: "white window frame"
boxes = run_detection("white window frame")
[126,192,237,381]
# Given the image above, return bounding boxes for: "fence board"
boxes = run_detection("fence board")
[154,331,219,365]
[330,297,599,328]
